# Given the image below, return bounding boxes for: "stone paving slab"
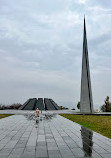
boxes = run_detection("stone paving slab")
[0,113,111,158]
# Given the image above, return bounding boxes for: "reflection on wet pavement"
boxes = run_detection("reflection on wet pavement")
[81,126,93,157]
[25,112,56,122]
[0,113,111,158]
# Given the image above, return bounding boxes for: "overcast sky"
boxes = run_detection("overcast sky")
[0,0,111,109]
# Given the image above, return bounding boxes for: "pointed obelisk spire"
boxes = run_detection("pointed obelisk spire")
[80,17,94,113]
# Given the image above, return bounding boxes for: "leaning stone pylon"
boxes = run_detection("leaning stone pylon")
[80,17,94,113]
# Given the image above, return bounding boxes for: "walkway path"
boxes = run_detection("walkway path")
[0,113,111,158]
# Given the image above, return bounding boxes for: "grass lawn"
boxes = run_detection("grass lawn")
[60,114,111,139]
[0,114,13,119]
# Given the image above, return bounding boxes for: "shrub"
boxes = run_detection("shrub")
[101,96,111,112]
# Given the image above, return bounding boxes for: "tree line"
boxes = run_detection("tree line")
[77,96,111,112]
[0,103,22,110]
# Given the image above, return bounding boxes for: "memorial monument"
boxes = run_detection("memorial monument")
[19,98,60,110]
[80,17,94,113]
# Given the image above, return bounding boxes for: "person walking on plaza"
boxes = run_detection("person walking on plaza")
[36,108,40,117]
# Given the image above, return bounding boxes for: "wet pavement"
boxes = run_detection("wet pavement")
[0,110,80,115]
[0,113,111,158]
[1,110,111,116]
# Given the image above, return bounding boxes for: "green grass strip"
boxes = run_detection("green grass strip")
[0,114,13,119]
[60,114,111,139]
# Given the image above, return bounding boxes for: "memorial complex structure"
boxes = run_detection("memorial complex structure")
[19,98,60,110]
[80,17,94,113]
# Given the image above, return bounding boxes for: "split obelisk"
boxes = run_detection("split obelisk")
[80,17,94,113]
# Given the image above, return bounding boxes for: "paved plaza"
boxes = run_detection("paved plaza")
[0,112,111,158]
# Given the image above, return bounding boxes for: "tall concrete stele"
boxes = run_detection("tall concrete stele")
[80,17,94,113]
